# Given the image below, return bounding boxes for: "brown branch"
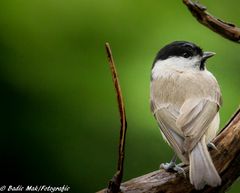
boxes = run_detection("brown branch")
[97,108,240,193]
[105,43,127,193]
[183,0,240,43]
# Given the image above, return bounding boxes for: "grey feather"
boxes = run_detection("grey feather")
[176,99,219,152]
[154,108,188,164]
[190,135,221,189]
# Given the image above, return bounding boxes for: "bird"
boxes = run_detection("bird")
[150,41,222,190]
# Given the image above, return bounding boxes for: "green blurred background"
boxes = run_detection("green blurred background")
[0,0,239,192]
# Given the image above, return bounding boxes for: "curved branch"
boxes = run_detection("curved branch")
[105,43,127,193]
[97,108,240,193]
[183,0,240,43]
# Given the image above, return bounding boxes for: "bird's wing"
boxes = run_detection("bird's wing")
[176,98,219,152]
[154,106,188,163]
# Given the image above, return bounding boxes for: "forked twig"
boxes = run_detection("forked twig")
[105,43,127,193]
[183,0,240,43]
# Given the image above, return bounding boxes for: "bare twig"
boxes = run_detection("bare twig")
[183,0,240,43]
[105,43,127,193]
[97,108,240,193]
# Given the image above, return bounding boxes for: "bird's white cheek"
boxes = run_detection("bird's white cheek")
[151,57,187,80]
[151,64,173,80]
[151,56,201,80]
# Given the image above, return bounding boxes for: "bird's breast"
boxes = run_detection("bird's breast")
[150,67,220,108]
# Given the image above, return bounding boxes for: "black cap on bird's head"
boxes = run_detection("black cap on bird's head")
[152,41,215,70]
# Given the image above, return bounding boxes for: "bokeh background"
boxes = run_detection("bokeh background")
[0,0,239,192]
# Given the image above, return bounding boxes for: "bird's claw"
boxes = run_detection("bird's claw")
[208,142,218,151]
[173,164,186,178]
[160,162,175,171]
[160,162,186,177]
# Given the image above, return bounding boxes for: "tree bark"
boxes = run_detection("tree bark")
[183,0,240,43]
[97,108,240,193]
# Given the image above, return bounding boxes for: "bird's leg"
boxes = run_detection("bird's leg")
[207,142,218,151]
[160,154,177,170]
[173,163,186,178]
[160,155,186,177]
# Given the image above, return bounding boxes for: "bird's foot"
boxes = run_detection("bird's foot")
[160,162,186,177]
[160,161,175,171]
[173,163,186,178]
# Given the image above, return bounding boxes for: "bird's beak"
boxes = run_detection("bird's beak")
[202,51,216,60]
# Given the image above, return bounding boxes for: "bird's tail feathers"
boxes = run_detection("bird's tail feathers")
[189,135,221,190]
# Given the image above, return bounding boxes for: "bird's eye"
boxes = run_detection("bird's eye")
[182,52,191,58]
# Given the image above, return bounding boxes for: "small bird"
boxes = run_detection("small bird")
[150,41,222,190]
